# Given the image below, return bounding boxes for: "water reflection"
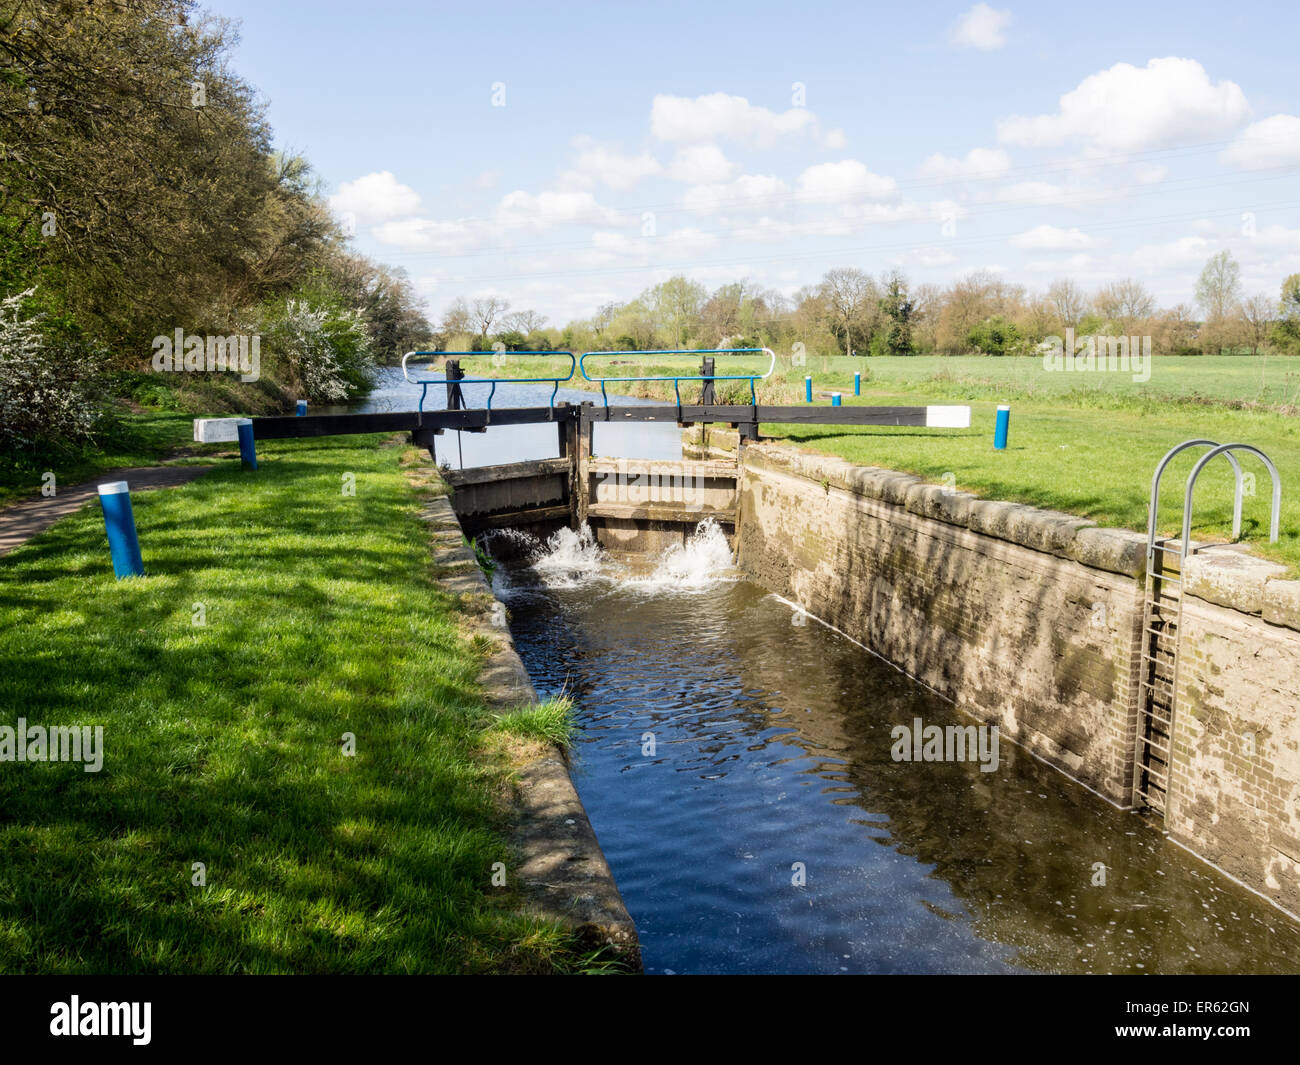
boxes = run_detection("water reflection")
[499,533,1300,975]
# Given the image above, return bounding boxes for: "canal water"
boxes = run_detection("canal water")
[493,522,1300,975]
[363,365,1300,974]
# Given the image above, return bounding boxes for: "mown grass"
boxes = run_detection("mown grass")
[0,435,595,973]
[496,351,1300,574]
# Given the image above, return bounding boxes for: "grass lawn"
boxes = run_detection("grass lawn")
[488,351,1300,574]
[0,434,596,973]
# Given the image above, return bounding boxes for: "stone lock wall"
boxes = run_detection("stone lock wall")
[734,440,1300,916]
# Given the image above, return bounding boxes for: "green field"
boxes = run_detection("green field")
[491,351,1300,573]
[0,436,598,973]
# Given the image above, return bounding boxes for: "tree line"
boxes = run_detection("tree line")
[0,0,430,454]
[435,253,1300,361]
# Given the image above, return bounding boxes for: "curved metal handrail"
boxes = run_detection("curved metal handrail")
[1181,444,1281,563]
[400,350,576,412]
[1147,439,1245,550]
[578,348,776,408]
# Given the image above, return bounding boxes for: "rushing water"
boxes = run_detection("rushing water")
[338,365,681,466]
[493,522,1300,975]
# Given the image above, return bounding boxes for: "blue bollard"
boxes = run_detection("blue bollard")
[831,392,842,407]
[237,418,258,470]
[98,482,144,579]
[854,372,861,396]
[994,404,1010,450]
[295,399,307,416]
[805,376,813,403]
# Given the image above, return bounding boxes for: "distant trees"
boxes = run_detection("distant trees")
[1094,279,1156,336]
[435,250,1298,364]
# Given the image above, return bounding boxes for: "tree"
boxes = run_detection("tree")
[1238,294,1275,355]
[648,276,706,348]
[873,270,914,355]
[1281,274,1300,321]
[503,309,547,334]
[439,298,473,340]
[1046,279,1086,331]
[1195,251,1242,322]
[818,267,876,356]
[937,271,1022,353]
[591,302,619,339]
[1094,278,1156,335]
[470,296,509,337]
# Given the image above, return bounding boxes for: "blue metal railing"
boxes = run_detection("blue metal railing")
[578,348,776,408]
[401,350,576,414]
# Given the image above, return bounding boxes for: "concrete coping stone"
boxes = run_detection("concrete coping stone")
[1184,550,1290,616]
[741,443,1293,612]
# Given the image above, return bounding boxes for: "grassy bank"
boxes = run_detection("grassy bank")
[0,435,599,973]
[484,351,1300,573]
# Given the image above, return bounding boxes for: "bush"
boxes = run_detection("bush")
[967,315,1024,356]
[0,289,102,451]
[263,298,375,403]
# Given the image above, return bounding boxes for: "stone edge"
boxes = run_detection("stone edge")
[420,492,642,967]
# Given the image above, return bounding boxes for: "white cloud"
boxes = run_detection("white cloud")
[495,189,623,230]
[949,4,1011,50]
[681,174,789,215]
[1133,163,1168,184]
[1009,224,1096,250]
[824,128,848,149]
[568,137,663,190]
[668,145,736,184]
[997,57,1250,152]
[651,92,818,148]
[1221,114,1300,170]
[796,160,897,203]
[918,147,1011,181]
[329,171,422,223]
[373,217,480,254]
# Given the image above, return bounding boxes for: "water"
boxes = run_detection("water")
[338,365,681,467]
[494,522,1300,975]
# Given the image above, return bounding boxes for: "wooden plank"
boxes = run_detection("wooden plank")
[586,502,736,524]
[460,505,571,529]
[443,458,570,486]
[586,457,738,479]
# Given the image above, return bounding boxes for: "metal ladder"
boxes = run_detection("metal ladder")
[1135,441,1281,815]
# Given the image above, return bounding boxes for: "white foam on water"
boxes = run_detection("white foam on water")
[525,524,613,588]
[485,519,735,594]
[632,518,737,591]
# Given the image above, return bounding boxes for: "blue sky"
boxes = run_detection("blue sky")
[209,0,1300,324]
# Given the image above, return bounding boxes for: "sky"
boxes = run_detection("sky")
[206,0,1300,326]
